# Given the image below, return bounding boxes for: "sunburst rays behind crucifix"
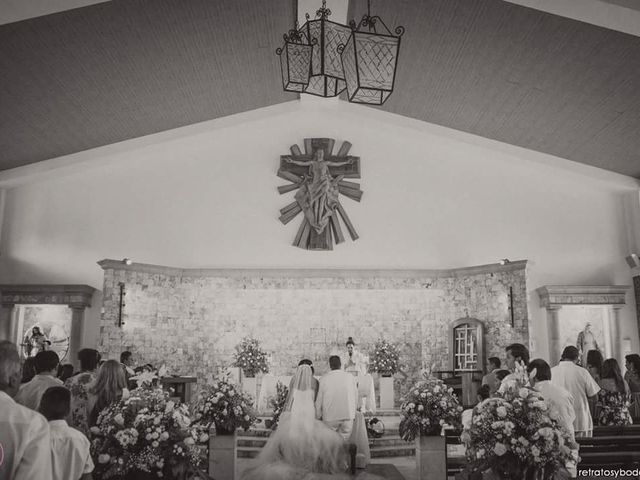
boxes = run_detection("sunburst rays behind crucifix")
[278,138,363,250]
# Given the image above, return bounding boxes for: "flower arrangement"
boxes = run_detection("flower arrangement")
[399,375,463,441]
[233,337,269,377]
[90,387,206,479]
[462,361,578,479]
[597,390,632,426]
[192,375,257,434]
[369,339,401,376]
[266,381,289,430]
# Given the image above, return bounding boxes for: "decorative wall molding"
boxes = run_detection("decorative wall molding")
[98,259,527,281]
[536,285,630,308]
[0,284,96,308]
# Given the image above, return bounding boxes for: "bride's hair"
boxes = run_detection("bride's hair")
[346,336,355,346]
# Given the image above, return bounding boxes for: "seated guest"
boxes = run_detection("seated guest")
[497,343,529,395]
[87,359,129,427]
[626,353,640,421]
[527,359,576,437]
[482,357,502,395]
[0,341,53,480]
[39,386,94,480]
[16,350,62,411]
[597,358,632,426]
[57,363,74,383]
[21,356,37,384]
[527,359,577,478]
[625,354,640,393]
[551,346,600,437]
[120,351,136,389]
[65,348,101,436]
[494,369,510,384]
[462,384,491,430]
[586,350,604,416]
[586,350,604,382]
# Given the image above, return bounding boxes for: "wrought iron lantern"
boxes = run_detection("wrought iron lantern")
[276,0,404,103]
[276,25,313,93]
[299,0,352,97]
[339,2,405,105]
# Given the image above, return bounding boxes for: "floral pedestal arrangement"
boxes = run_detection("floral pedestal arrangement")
[379,375,395,409]
[369,339,400,410]
[463,361,577,480]
[416,435,446,480]
[209,428,237,480]
[399,376,463,480]
[193,375,257,480]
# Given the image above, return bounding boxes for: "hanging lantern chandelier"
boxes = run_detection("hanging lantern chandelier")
[339,1,405,105]
[276,0,404,104]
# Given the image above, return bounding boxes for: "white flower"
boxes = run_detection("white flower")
[160,431,169,441]
[165,401,175,413]
[476,448,485,459]
[493,443,507,456]
[152,440,159,448]
[518,388,529,398]
[98,454,110,464]
[417,405,424,411]
[184,437,195,446]
[114,414,124,426]
[496,406,507,418]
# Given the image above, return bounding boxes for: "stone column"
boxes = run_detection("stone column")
[608,305,623,362]
[68,305,86,370]
[546,306,562,366]
[0,303,15,342]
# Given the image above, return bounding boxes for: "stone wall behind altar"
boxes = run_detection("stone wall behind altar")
[97,260,528,399]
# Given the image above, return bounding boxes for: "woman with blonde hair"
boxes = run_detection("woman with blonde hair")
[87,359,129,427]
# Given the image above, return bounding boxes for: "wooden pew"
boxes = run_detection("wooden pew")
[445,429,467,478]
[577,434,640,469]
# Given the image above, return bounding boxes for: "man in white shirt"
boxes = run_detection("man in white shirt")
[316,355,358,440]
[0,341,53,480]
[40,385,94,480]
[15,349,63,410]
[551,346,600,437]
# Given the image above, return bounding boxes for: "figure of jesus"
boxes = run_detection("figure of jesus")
[284,149,354,234]
[24,326,51,357]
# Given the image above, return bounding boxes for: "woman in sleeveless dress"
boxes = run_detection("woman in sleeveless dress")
[241,365,382,480]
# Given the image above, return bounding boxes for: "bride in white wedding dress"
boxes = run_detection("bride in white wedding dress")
[241,365,383,480]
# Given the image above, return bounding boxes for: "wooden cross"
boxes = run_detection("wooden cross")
[277,138,362,250]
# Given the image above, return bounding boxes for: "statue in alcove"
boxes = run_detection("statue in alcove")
[576,322,601,366]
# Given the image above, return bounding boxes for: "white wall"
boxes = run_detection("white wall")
[1,101,638,357]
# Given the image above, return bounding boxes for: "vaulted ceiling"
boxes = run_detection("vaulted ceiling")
[1,0,639,177]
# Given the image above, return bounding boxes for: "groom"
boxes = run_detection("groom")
[315,355,357,440]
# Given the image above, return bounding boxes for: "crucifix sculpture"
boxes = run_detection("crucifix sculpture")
[278,138,362,250]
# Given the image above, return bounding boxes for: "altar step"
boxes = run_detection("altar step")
[236,429,415,459]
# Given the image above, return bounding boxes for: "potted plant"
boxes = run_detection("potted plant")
[399,375,463,480]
